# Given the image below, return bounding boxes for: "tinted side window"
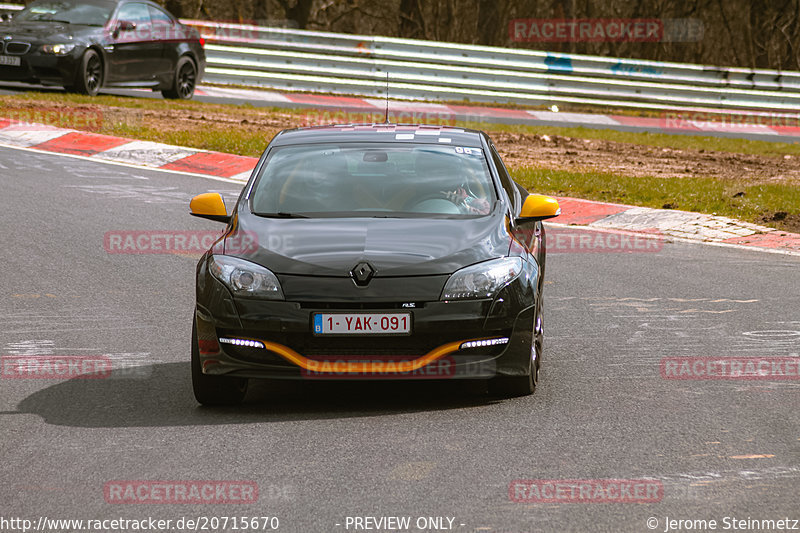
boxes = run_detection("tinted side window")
[490,145,520,212]
[117,3,151,25]
[148,5,174,26]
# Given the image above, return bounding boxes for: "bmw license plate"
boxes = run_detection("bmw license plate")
[0,55,21,67]
[313,313,411,335]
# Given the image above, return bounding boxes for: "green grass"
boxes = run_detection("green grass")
[513,167,800,228]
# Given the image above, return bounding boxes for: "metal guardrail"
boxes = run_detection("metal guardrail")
[3,2,800,113]
[183,20,800,113]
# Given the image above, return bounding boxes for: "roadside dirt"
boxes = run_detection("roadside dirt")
[2,99,798,231]
[150,107,297,140]
[490,131,800,185]
[490,131,800,232]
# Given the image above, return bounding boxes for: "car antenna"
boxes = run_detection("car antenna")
[384,72,390,124]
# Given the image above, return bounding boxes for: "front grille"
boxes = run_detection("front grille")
[297,339,508,358]
[6,42,31,55]
[298,301,424,310]
[285,332,449,357]
[302,344,427,357]
[0,42,4,54]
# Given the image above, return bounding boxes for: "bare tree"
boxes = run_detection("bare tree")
[148,0,800,71]
[277,0,313,28]
[476,0,507,45]
[399,0,426,39]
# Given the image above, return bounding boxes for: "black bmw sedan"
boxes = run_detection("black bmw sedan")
[189,124,561,405]
[0,0,204,98]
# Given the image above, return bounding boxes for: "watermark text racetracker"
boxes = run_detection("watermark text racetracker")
[509,479,663,503]
[1,354,153,380]
[662,111,800,130]
[303,109,460,127]
[509,18,703,42]
[513,227,665,254]
[0,109,141,132]
[661,356,800,380]
[302,355,496,380]
[103,230,276,256]
[1,355,111,379]
[0,516,280,532]
[104,481,264,504]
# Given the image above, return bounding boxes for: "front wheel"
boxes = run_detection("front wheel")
[162,56,197,100]
[71,49,103,96]
[191,322,248,405]
[488,356,538,397]
[488,302,542,398]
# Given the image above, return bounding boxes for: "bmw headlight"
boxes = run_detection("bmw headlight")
[208,255,284,300]
[41,44,76,55]
[441,257,524,300]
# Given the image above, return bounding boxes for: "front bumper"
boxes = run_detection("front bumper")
[0,49,78,85]
[195,268,538,382]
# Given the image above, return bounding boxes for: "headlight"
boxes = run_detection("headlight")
[441,257,524,300]
[41,44,76,55]
[208,255,284,300]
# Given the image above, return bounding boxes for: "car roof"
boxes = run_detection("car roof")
[271,123,486,148]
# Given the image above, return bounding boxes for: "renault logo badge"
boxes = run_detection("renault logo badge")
[350,262,375,286]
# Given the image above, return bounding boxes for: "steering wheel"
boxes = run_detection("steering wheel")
[406,192,462,213]
[463,168,487,199]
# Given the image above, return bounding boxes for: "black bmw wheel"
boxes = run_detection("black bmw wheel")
[162,57,197,100]
[71,49,102,96]
[191,321,248,406]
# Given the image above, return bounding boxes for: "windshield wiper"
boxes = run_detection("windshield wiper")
[255,212,310,218]
[37,18,72,24]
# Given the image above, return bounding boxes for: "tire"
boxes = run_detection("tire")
[191,321,248,405]
[72,49,103,96]
[488,300,542,398]
[488,356,538,397]
[534,294,544,364]
[162,56,197,100]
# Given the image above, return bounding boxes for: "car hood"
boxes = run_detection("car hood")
[1,21,98,41]
[223,207,512,277]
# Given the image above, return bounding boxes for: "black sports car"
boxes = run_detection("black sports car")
[0,0,204,98]
[189,124,561,405]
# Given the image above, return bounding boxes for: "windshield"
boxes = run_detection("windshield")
[250,143,496,218]
[15,0,114,26]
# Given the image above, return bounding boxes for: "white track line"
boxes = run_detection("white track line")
[0,142,251,185]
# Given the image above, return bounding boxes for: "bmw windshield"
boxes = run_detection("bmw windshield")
[250,143,496,218]
[14,0,114,26]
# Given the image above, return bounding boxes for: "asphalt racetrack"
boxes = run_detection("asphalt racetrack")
[1,146,799,532]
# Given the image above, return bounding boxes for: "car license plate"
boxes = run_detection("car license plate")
[0,55,21,67]
[313,313,411,335]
